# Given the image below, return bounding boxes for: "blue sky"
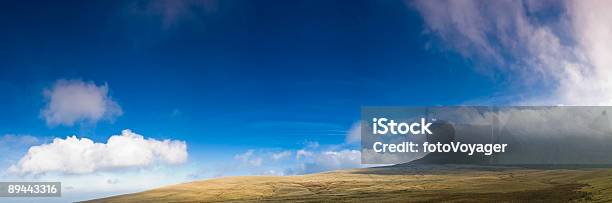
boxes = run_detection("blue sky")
[2,0,610,202]
[0,0,501,143]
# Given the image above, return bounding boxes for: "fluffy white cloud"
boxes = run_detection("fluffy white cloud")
[8,129,187,175]
[41,79,122,126]
[412,0,612,105]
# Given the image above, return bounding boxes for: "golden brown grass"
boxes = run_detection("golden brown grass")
[82,165,612,202]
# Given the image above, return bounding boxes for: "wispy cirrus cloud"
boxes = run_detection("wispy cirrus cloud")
[411,0,612,105]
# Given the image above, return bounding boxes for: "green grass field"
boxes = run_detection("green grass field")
[83,165,612,202]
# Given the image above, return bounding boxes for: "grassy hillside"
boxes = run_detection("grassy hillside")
[82,165,612,202]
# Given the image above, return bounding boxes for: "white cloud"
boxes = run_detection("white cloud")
[41,79,122,126]
[295,149,312,160]
[224,123,368,176]
[314,150,361,169]
[271,151,291,161]
[282,124,364,174]
[345,122,361,144]
[292,149,361,174]
[562,0,612,105]
[234,150,263,167]
[227,147,362,176]
[260,169,284,176]
[8,129,187,175]
[412,0,612,105]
